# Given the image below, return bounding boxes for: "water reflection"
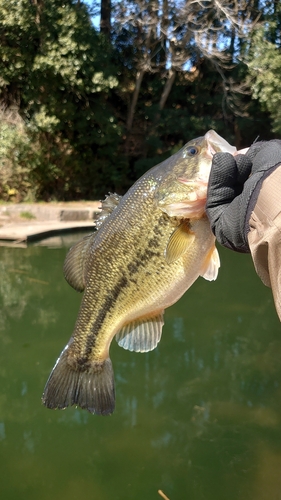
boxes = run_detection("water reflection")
[0,242,280,499]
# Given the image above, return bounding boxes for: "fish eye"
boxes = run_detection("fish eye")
[186,146,199,156]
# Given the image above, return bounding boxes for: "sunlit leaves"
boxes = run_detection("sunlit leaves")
[248,25,281,134]
[0,0,123,200]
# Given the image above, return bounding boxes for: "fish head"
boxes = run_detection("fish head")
[155,130,236,219]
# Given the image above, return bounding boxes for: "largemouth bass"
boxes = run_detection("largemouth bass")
[42,130,236,416]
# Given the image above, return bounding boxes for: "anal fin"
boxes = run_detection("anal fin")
[116,312,165,352]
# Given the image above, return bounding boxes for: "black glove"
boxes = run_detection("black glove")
[206,140,281,253]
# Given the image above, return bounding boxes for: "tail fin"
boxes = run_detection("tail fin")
[42,347,115,416]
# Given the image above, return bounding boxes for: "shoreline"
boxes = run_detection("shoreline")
[0,201,101,246]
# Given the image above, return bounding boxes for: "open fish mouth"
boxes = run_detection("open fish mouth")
[206,130,249,156]
[205,130,237,158]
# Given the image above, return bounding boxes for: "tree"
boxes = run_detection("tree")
[100,0,111,37]
[246,3,281,135]
[0,0,123,200]
[112,0,258,132]
[0,0,276,202]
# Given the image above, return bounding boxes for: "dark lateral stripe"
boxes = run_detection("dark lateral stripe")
[80,216,168,360]
[83,275,128,357]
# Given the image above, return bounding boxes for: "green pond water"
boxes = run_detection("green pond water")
[0,234,281,500]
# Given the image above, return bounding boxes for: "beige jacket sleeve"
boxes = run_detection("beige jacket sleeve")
[248,167,281,320]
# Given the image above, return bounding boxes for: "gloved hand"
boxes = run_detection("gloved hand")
[206,140,281,253]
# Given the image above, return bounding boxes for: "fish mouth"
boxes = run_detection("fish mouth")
[157,130,238,219]
[177,130,237,200]
[205,130,237,158]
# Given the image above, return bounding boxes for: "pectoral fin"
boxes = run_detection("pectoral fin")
[116,312,164,352]
[63,233,94,292]
[200,246,220,281]
[165,222,195,264]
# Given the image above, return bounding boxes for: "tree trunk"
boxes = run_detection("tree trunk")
[126,69,145,131]
[159,69,176,110]
[100,0,111,38]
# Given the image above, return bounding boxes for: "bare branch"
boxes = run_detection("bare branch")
[113,0,260,126]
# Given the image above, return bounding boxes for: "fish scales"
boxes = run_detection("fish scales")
[68,179,207,356]
[42,130,236,415]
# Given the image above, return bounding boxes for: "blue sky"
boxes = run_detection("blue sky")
[84,0,101,27]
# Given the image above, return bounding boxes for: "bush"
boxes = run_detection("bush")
[0,108,36,202]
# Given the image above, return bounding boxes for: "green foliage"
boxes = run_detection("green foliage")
[132,63,238,178]
[0,0,278,201]
[20,211,36,219]
[0,0,124,201]
[0,109,36,202]
[248,26,281,135]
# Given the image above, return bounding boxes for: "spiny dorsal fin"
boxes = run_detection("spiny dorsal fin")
[200,246,220,281]
[63,233,94,292]
[95,192,122,230]
[116,312,165,352]
[165,221,195,264]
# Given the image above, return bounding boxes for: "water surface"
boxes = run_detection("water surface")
[0,238,280,500]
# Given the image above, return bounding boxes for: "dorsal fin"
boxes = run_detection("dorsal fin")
[116,312,165,352]
[95,192,122,230]
[64,193,122,292]
[63,234,94,292]
[165,221,195,264]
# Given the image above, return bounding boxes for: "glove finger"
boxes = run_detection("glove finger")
[207,152,239,208]
[234,154,253,184]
